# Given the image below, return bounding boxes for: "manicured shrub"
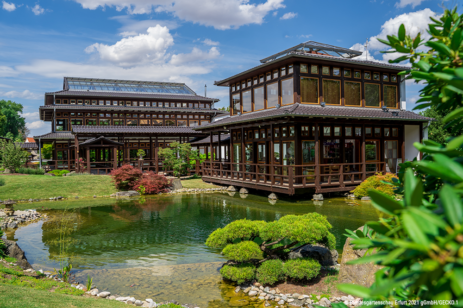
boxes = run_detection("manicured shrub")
[222,241,263,262]
[132,171,170,194]
[283,258,321,281]
[59,170,70,176]
[351,172,397,199]
[256,259,284,285]
[17,167,44,175]
[220,263,256,284]
[48,170,62,176]
[110,165,143,190]
[0,178,5,187]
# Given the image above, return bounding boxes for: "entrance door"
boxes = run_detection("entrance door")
[282,142,295,183]
[365,140,380,173]
[244,143,253,179]
[384,140,398,173]
[257,142,267,181]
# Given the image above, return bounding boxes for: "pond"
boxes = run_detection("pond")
[4,193,381,307]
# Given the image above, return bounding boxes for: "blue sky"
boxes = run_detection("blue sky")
[0,0,446,137]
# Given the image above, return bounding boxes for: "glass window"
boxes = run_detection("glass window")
[152,119,162,125]
[383,73,389,82]
[126,101,131,106]
[266,82,279,108]
[323,79,341,105]
[365,83,380,107]
[281,78,293,105]
[259,75,264,83]
[71,119,82,125]
[113,119,124,125]
[245,143,253,162]
[247,79,252,87]
[392,128,399,137]
[236,83,240,91]
[334,126,341,136]
[86,119,97,126]
[242,90,252,113]
[324,126,331,136]
[56,99,61,104]
[91,100,97,105]
[322,139,341,164]
[254,86,264,110]
[232,84,235,92]
[366,140,379,161]
[99,119,110,125]
[301,77,318,104]
[364,72,371,80]
[274,128,280,138]
[282,127,287,137]
[366,127,372,137]
[373,73,380,81]
[344,69,351,78]
[232,93,241,115]
[127,120,138,126]
[258,143,266,162]
[344,81,361,106]
[77,100,83,105]
[242,81,246,89]
[261,129,266,139]
[301,64,308,73]
[281,67,286,76]
[302,141,316,164]
[165,120,175,126]
[189,120,199,127]
[302,126,310,136]
[322,66,330,75]
[56,119,68,131]
[106,100,111,105]
[345,127,352,137]
[311,65,318,74]
[354,70,361,78]
[333,67,340,76]
[375,127,381,137]
[384,128,390,137]
[177,120,187,127]
[255,130,259,139]
[288,65,293,74]
[391,75,397,82]
[273,70,278,79]
[384,85,397,108]
[63,99,68,104]
[266,72,271,80]
[70,100,76,104]
[289,126,295,137]
[355,127,362,136]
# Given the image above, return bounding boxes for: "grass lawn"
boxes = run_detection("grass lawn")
[180,178,218,189]
[0,284,128,308]
[0,175,117,200]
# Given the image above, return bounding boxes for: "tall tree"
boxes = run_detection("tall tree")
[420,105,463,144]
[0,100,26,141]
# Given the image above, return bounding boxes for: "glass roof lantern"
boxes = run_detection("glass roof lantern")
[66,78,195,95]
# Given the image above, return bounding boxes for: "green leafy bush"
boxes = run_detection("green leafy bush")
[337,8,463,306]
[59,170,70,176]
[47,170,62,176]
[222,241,263,262]
[0,230,5,258]
[283,258,321,281]
[256,259,284,285]
[351,172,397,199]
[18,167,45,175]
[0,178,5,187]
[157,304,184,308]
[220,263,256,284]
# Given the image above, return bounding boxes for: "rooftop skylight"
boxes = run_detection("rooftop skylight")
[65,78,195,95]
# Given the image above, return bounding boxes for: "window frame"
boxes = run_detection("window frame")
[253,85,265,111]
[300,77,319,105]
[322,66,330,76]
[364,82,382,108]
[280,76,294,106]
[322,78,341,106]
[344,80,362,107]
[383,84,398,109]
[333,67,341,77]
[265,80,279,109]
[364,71,371,80]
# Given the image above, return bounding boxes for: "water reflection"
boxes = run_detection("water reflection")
[6,193,381,307]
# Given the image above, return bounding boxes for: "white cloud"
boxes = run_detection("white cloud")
[23,112,40,122]
[395,0,426,9]
[280,12,296,20]
[0,90,41,100]
[203,38,219,46]
[31,4,45,15]
[0,65,19,77]
[170,47,220,65]
[74,0,285,30]
[27,121,46,130]
[2,1,16,11]
[85,25,174,67]
[299,34,312,39]
[367,8,438,50]
[111,15,179,36]
[0,84,13,88]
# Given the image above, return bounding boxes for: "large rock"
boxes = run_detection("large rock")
[313,194,324,201]
[2,239,33,270]
[289,244,338,266]
[239,188,249,194]
[115,191,140,197]
[338,227,382,287]
[170,178,182,191]
[227,186,236,192]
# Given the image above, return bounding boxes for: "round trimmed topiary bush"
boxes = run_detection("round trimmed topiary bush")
[220,263,256,284]
[222,241,263,262]
[256,259,284,285]
[283,258,321,281]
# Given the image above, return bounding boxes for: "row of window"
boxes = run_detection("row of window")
[231,77,398,114]
[54,99,211,109]
[55,141,181,149]
[55,112,210,119]
[55,118,210,131]
[231,65,294,92]
[300,64,398,82]
[232,125,400,141]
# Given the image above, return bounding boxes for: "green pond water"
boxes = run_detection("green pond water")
[4,193,381,307]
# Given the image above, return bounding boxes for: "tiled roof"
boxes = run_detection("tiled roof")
[215,52,409,86]
[19,142,38,149]
[71,125,204,135]
[195,103,431,130]
[190,134,231,145]
[45,90,218,102]
[78,136,124,147]
[39,105,226,114]
[33,132,74,140]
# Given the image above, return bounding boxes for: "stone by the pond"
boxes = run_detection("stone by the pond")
[135,300,143,306]
[248,290,258,296]
[98,291,110,298]
[171,178,182,191]
[289,244,338,266]
[115,191,140,197]
[239,188,249,194]
[268,193,277,200]
[227,186,236,192]
[278,300,285,305]
[339,227,382,288]
[90,289,99,296]
[2,239,33,270]
[313,194,323,201]
[361,196,371,201]
[229,297,250,307]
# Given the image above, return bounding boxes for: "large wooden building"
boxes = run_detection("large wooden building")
[195,41,431,195]
[34,77,225,174]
